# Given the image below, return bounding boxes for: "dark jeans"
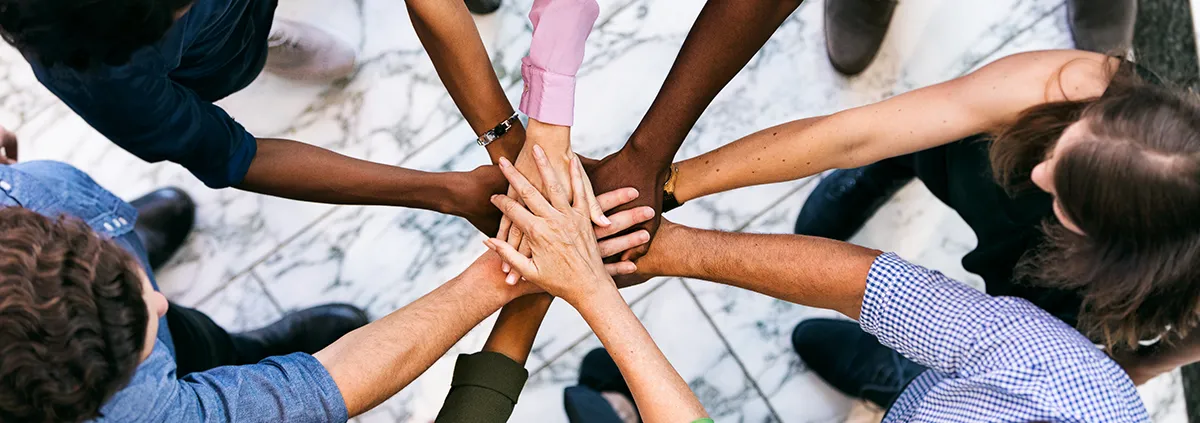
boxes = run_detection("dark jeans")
[165,304,274,377]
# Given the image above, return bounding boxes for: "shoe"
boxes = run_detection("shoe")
[131,187,195,270]
[791,319,926,408]
[564,348,640,423]
[465,0,502,14]
[794,162,913,241]
[265,19,357,82]
[233,304,369,357]
[1067,0,1136,54]
[825,0,898,75]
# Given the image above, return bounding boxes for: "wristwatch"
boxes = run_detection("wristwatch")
[477,113,521,147]
[662,164,683,212]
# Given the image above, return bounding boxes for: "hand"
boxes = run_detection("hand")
[457,165,511,234]
[484,154,626,305]
[497,144,609,283]
[587,147,670,261]
[0,126,18,164]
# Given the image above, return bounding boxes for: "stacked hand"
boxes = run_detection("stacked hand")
[585,148,670,261]
[483,150,642,304]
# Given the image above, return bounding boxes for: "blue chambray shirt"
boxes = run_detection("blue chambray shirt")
[0,162,348,422]
[862,253,1149,422]
[26,0,273,188]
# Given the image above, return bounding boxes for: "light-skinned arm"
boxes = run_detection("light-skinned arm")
[669,50,1117,203]
[484,152,707,423]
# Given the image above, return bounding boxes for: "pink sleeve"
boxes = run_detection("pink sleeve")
[519,0,599,126]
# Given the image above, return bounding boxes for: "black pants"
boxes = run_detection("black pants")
[165,304,272,377]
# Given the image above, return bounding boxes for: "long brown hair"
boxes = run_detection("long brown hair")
[990,61,1200,350]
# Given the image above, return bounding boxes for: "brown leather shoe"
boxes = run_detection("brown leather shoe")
[1068,0,1136,54]
[825,0,898,76]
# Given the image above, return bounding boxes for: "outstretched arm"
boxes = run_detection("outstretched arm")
[669,50,1117,203]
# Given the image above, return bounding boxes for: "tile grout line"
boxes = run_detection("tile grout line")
[247,270,288,315]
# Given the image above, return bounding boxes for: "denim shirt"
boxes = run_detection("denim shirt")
[0,162,348,422]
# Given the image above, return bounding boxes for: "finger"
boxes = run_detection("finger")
[499,157,556,217]
[491,194,540,233]
[484,239,537,281]
[574,156,610,227]
[496,216,512,243]
[502,226,524,273]
[598,230,651,258]
[596,207,655,239]
[532,145,571,210]
[506,241,532,285]
[569,155,587,210]
[604,261,638,276]
[3,132,17,162]
[595,187,640,212]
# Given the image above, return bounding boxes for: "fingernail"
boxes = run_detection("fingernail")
[502,262,510,272]
[643,208,656,218]
[600,215,612,225]
[640,231,650,241]
[533,145,546,159]
[506,273,517,285]
[499,157,512,168]
[628,188,639,198]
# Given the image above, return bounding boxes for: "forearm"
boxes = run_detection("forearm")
[314,270,518,416]
[406,0,525,161]
[639,223,878,318]
[672,115,853,202]
[482,294,554,364]
[576,287,707,423]
[238,138,469,213]
[624,0,804,167]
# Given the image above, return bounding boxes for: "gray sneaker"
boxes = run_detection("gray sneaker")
[265,19,357,82]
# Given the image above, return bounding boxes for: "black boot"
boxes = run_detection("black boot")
[825,0,898,75]
[791,319,926,409]
[564,348,637,423]
[794,161,913,241]
[1068,0,1137,54]
[131,187,196,270]
[232,304,369,358]
[465,0,501,14]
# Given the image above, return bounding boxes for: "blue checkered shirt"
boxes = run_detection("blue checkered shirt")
[860,253,1148,422]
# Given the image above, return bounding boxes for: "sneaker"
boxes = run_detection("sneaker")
[564,348,640,423]
[790,319,926,408]
[265,19,357,82]
[825,0,898,75]
[232,304,369,358]
[1067,0,1136,54]
[794,161,913,240]
[131,187,195,270]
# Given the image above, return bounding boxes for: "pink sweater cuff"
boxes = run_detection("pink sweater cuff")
[519,57,577,126]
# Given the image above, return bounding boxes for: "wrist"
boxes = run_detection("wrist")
[564,274,619,309]
[621,137,675,171]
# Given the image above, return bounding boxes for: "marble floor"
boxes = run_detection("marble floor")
[0,0,1191,421]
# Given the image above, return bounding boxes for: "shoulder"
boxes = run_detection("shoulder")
[966,50,1116,103]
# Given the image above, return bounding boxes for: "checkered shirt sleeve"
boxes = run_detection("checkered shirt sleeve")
[860,253,1149,422]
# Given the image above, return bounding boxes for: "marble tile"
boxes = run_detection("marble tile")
[513,280,780,423]
[191,273,286,333]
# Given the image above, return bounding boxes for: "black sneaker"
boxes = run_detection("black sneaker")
[790,319,926,408]
[232,304,369,358]
[131,187,195,270]
[465,0,501,14]
[794,161,913,241]
[1067,0,1136,54]
[564,348,638,423]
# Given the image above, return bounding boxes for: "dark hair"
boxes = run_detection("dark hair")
[991,61,1200,349]
[0,207,149,423]
[0,0,193,69]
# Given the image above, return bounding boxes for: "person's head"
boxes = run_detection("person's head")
[0,207,167,423]
[0,0,194,69]
[991,63,1200,349]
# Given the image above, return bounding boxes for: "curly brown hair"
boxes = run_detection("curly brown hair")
[0,207,149,423]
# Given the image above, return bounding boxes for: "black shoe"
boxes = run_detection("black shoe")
[233,304,369,357]
[825,0,898,75]
[465,0,501,14]
[791,319,926,408]
[794,162,913,241]
[131,187,196,270]
[564,348,635,423]
[1068,0,1136,54]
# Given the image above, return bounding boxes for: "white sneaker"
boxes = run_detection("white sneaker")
[265,19,356,82]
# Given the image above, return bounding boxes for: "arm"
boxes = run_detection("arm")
[671,50,1118,203]
[404,0,524,161]
[485,154,707,422]
[313,252,530,416]
[1116,331,1200,385]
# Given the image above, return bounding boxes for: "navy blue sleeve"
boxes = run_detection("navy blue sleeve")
[34,69,257,188]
